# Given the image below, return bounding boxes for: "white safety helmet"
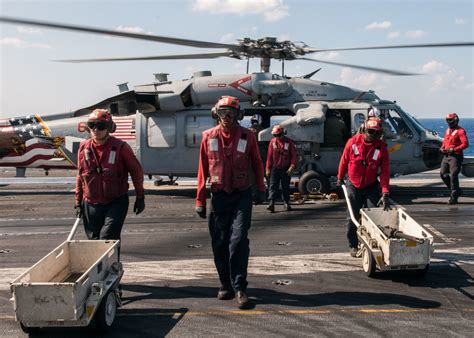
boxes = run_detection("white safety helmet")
[368,107,380,118]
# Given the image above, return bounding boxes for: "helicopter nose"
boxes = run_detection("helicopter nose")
[0,115,55,165]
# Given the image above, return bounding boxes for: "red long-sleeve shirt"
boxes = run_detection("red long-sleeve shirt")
[441,126,469,155]
[337,134,390,193]
[196,125,265,207]
[75,137,144,205]
[266,136,297,171]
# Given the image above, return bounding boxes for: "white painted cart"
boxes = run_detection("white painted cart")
[342,184,434,277]
[10,218,123,334]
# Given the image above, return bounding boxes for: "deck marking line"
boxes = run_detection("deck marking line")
[423,223,457,244]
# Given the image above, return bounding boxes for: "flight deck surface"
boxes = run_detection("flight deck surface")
[0,169,473,337]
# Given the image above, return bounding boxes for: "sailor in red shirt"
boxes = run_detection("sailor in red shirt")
[440,113,469,204]
[75,109,145,245]
[337,118,390,257]
[195,96,265,310]
[265,125,297,212]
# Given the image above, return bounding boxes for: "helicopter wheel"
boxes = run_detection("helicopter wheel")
[298,170,330,195]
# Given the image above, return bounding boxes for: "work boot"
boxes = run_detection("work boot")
[283,202,292,211]
[217,287,235,300]
[448,197,458,205]
[236,290,250,309]
[267,202,275,213]
[349,247,358,258]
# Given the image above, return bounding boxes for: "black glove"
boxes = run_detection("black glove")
[448,148,455,155]
[380,193,390,211]
[254,190,266,205]
[336,178,344,187]
[196,206,206,219]
[74,203,83,219]
[133,197,145,215]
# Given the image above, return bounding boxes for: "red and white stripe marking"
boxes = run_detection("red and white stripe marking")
[0,138,71,168]
[112,115,135,141]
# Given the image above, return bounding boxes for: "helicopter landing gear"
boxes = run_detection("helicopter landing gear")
[298,170,330,195]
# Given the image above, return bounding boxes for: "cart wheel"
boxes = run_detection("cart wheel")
[20,322,40,335]
[362,246,376,277]
[96,291,117,331]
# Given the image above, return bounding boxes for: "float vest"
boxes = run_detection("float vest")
[78,137,128,204]
[347,134,387,189]
[269,137,294,169]
[205,125,251,192]
[442,127,469,155]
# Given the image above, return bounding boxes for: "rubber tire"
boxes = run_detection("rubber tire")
[298,170,330,194]
[20,322,40,335]
[362,245,376,277]
[96,291,117,331]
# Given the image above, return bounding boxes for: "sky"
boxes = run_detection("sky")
[0,0,472,119]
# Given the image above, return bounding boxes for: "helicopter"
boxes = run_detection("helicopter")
[0,16,473,194]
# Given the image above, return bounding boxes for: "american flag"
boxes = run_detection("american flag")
[0,114,74,169]
[0,114,50,141]
[111,115,135,141]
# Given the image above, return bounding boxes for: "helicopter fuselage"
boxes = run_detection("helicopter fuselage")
[0,72,446,191]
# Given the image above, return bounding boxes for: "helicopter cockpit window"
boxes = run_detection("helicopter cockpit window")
[354,113,366,133]
[147,115,176,148]
[379,109,413,139]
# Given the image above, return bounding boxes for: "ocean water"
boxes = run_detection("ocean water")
[418,118,474,157]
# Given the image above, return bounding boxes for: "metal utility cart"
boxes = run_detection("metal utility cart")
[10,218,123,334]
[342,185,434,277]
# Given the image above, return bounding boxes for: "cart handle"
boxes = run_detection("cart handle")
[341,184,361,228]
[67,217,82,241]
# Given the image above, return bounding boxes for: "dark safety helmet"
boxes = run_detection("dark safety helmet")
[446,112,459,128]
[211,95,244,120]
[87,109,116,132]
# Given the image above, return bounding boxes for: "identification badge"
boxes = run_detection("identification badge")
[84,149,90,161]
[209,138,218,151]
[372,149,380,161]
[237,139,247,153]
[211,175,220,183]
[108,150,116,164]
[284,142,289,150]
[352,144,360,156]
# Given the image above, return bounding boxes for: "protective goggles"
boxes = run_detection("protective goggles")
[87,121,108,131]
[216,109,237,119]
[272,133,283,137]
[366,128,382,136]
[446,118,455,123]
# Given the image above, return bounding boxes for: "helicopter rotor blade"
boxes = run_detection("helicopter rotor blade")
[0,16,241,50]
[54,52,236,63]
[298,57,420,76]
[305,42,474,53]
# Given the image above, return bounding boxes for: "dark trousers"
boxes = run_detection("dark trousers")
[209,189,253,292]
[268,168,291,203]
[440,154,463,198]
[345,181,380,248]
[83,194,129,240]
